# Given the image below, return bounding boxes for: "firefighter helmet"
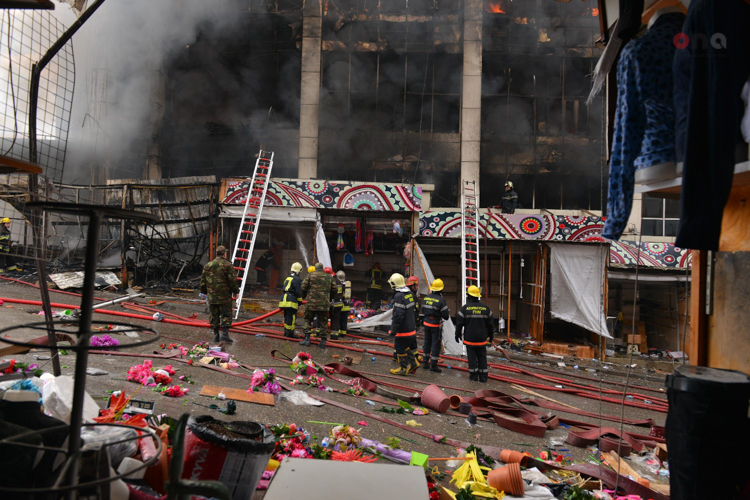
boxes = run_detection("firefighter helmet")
[406,275,419,286]
[1,217,9,224]
[336,270,346,282]
[388,273,406,289]
[505,181,514,189]
[291,262,303,274]
[467,285,482,298]
[308,266,316,273]
[430,279,444,292]
[324,267,334,275]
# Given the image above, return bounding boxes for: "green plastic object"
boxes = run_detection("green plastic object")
[165,413,233,500]
[410,451,429,468]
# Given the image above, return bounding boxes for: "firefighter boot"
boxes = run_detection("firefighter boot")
[318,336,327,349]
[330,333,339,340]
[390,354,409,376]
[406,348,419,374]
[300,333,311,346]
[430,359,442,373]
[220,327,233,343]
[422,354,430,370]
[212,328,220,343]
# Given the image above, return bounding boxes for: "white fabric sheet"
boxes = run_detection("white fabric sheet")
[315,220,332,269]
[549,243,611,338]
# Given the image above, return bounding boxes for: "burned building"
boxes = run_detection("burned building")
[105,0,605,210]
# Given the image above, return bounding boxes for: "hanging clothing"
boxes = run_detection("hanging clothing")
[602,12,685,241]
[674,0,750,250]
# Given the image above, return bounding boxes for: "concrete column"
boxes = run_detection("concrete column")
[460,0,483,203]
[298,0,322,179]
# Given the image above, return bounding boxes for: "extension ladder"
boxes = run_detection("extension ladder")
[230,150,274,318]
[460,180,481,306]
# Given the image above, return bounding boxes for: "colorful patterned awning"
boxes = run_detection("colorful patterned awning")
[221,179,422,212]
[419,210,691,269]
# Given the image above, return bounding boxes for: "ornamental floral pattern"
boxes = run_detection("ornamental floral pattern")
[419,210,690,269]
[222,179,422,212]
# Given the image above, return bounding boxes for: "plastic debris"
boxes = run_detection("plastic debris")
[405,420,422,427]
[365,400,375,406]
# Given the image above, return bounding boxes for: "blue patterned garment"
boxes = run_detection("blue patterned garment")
[602,13,685,241]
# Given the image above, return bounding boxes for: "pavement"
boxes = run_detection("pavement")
[0,278,671,494]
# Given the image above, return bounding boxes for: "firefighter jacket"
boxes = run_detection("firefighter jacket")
[366,268,383,290]
[420,292,450,327]
[255,250,279,271]
[332,280,345,306]
[0,225,10,253]
[390,287,417,336]
[341,281,352,312]
[279,272,303,309]
[501,189,519,214]
[455,296,494,345]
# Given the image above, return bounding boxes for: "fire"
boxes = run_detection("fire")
[592,8,599,16]
[486,1,505,14]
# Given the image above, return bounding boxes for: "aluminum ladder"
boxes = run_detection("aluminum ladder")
[460,179,481,306]
[230,150,274,318]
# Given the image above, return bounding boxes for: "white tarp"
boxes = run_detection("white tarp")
[411,241,463,355]
[549,243,611,338]
[315,220,332,269]
[348,309,392,330]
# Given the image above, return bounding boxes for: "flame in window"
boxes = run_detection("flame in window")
[486,1,505,14]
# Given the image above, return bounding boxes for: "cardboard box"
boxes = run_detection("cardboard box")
[627,334,642,344]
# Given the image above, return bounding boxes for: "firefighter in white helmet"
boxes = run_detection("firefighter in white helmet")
[455,285,494,382]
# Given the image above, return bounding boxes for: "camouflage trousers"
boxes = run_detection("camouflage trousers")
[209,304,233,329]
[303,309,328,339]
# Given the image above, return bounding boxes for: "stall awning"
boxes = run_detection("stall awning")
[219,206,317,223]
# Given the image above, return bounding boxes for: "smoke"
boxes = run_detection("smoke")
[55,0,301,183]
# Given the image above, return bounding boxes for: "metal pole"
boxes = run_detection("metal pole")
[91,293,144,310]
[66,211,103,492]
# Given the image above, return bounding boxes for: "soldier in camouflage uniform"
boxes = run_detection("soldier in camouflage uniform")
[300,262,336,348]
[200,245,240,343]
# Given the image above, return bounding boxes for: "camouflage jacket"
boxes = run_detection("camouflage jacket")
[200,256,240,305]
[301,270,336,311]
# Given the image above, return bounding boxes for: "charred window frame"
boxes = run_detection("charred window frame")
[480,0,603,211]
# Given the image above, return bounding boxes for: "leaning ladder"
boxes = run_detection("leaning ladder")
[230,150,274,318]
[460,180,481,306]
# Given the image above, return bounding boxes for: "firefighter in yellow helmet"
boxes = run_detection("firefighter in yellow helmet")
[388,273,419,375]
[308,265,315,274]
[420,278,450,372]
[455,285,494,382]
[279,262,304,339]
[0,217,21,273]
[330,270,351,340]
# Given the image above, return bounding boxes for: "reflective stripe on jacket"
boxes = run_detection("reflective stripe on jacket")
[455,298,494,345]
[390,289,417,335]
[279,273,303,309]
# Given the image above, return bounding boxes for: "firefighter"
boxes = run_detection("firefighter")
[365,262,383,308]
[388,273,419,375]
[254,247,279,286]
[420,278,450,372]
[330,270,350,340]
[200,245,239,343]
[455,286,494,382]
[500,181,519,214]
[406,275,421,326]
[339,271,352,339]
[301,263,337,348]
[279,262,303,339]
[0,217,21,273]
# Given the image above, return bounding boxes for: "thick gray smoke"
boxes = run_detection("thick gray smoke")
[55,0,297,183]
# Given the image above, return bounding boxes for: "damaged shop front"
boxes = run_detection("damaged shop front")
[218,178,432,306]
[42,177,219,290]
[416,209,691,360]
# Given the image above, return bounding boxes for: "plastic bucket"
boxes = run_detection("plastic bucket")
[183,416,275,499]
[421,384,450,413]
[665,366,750,500]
